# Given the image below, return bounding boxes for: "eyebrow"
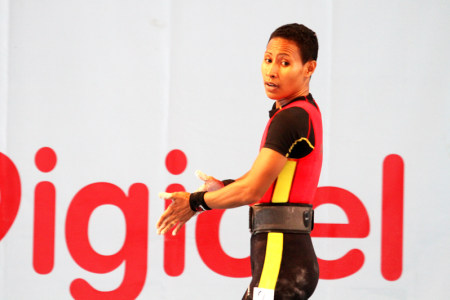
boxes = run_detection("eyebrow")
[265,51,291,57]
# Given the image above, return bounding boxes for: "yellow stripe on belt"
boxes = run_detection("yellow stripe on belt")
[258,232,284,290]
[272,160,297,203]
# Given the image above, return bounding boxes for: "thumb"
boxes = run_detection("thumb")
[195,170,210,182]
[158,192,173,200]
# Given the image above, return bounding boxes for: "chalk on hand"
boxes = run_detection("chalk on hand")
[195,170,209,181]
[158,192,173,200]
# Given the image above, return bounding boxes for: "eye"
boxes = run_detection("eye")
[265,58,272,63]
[281,61,290,66]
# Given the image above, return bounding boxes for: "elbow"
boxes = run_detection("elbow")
[241,185,264,205]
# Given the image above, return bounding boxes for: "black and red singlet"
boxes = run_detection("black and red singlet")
[259,93,323,205]
[243,94,322,300]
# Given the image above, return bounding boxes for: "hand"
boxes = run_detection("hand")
[194,170,224,192]
[156,192,196,235]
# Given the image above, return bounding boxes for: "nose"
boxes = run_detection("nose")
[266,63,278,78]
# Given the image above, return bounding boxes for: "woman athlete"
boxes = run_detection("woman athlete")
[157,23,322,300]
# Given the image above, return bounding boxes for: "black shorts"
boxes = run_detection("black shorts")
[242,232,319,300]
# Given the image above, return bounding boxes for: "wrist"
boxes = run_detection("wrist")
[189,192,211,212]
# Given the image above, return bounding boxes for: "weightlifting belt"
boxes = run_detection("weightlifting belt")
[249,203,314,234]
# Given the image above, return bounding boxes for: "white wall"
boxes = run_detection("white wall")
[1,1,449,299]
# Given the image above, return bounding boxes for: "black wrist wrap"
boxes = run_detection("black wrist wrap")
[221,179,235,186]
[189,192,211,212]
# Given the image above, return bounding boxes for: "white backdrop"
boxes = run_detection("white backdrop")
[1,1,450,299]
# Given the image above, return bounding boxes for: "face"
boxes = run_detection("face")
[261,38,314,103]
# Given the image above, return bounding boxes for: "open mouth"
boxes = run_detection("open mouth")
[265,82,278,88]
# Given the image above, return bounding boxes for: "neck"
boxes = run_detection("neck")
[275,86,309,109]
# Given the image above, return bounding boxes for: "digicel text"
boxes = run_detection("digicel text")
[0,149,404,300]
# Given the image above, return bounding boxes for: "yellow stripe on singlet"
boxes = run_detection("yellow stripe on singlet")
[272,160,297,203]
[259,232,284,290]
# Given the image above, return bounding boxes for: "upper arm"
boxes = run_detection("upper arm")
[235,171,249,181]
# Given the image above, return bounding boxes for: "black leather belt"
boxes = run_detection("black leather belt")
[249,203,314,234]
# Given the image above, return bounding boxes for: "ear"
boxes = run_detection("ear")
[305,60,317,78]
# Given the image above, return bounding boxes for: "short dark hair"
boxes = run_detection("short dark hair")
[269,23,318,64]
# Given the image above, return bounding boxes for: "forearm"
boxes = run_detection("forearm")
[204,179,261,209]
[203,148,287,209]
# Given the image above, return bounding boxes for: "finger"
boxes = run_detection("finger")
[159,218,178,235]
[157,213,174,232]
[157,220,172,235]
[156,205,173,228]
[172,221,185,236]
[156,214,167,229]
[156,214,167,230]
[158,192,173,200]
[195,170,210,182]
[157,208,182,234]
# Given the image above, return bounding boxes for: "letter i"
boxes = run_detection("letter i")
[381,154,404,281]
[164,149,188,277]
[33,147,57,274]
